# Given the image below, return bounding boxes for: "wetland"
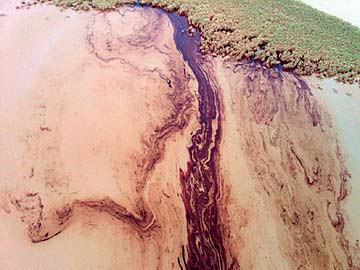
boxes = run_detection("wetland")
[1,1,360,269]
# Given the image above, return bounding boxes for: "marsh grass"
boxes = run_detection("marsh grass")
[50,0,360,83]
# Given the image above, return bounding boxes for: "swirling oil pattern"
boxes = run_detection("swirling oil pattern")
[1,1,360,270]
[168,13,227,270]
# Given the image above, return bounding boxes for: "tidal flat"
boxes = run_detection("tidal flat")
[0,0,360,269]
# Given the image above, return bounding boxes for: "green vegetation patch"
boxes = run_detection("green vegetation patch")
[47,0,360,83]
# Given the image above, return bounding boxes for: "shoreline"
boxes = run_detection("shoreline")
[12,0,360,85]
[1,1,360,269]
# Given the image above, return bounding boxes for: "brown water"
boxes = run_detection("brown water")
[1,1,360,269]
[0,2,197,269]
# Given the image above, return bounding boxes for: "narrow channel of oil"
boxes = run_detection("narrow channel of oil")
[167,11,227,270]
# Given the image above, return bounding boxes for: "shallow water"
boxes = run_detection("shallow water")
[1,1,360,269]
[310,78,360,245]
[0,2,198,269]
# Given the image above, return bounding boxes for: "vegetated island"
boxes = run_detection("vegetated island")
[27,0,360,84]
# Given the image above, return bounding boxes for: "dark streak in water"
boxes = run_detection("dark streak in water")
[168,12,227,270]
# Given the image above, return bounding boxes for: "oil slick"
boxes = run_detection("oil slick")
[215,62,359,269]
[169,13,227,270]
[0,1,360,269]
[0,3,197,269]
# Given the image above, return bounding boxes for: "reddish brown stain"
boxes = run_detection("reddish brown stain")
[169,12,227,270]
[2,3,359,270]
